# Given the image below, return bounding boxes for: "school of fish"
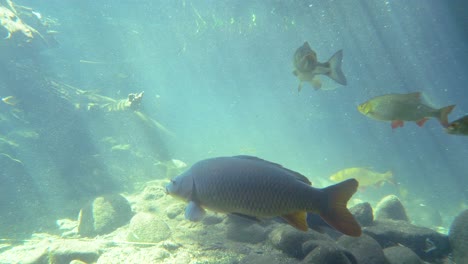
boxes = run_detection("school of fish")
[165,41,466,238]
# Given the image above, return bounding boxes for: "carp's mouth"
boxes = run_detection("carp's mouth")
[165,179,176,195]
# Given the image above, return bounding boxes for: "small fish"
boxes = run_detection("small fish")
[79,60,106,65]
[292,42,347,92]
[1,96,19,106]
[110,144,131,151]
[46,30,60,35]
[155,159,188,178]
[446,115,468,136]
[31,11,42,20]
[358,92,455,129]
[329,167,393,189]
[166,155,362,237]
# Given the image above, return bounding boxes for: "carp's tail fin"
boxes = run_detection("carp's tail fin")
[326,49,347,86]
[320,178,362,237]
[437,105,455,127]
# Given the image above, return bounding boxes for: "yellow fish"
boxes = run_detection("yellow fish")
[329,167,393,188]
[1,96,19,106]
[358,92,455,129]
[292,42,347,92]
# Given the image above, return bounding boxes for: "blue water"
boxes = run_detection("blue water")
[3,0,467,234]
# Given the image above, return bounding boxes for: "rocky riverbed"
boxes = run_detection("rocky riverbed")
[0,179,466,264]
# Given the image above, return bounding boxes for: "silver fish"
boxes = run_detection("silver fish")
[358,92,455,129]
[292,42,347,91]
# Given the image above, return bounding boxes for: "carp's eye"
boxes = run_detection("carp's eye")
[171,179,177,185]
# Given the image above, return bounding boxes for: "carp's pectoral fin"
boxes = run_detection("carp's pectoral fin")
[185,201,205,221]
[281,211,308,231]
[391,120,404,129]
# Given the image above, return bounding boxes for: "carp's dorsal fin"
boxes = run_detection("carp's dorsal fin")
[281,211,309,231]
[232,155,311,185]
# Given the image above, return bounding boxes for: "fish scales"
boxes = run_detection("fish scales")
[358,92,455,128]
[191,158,319,217]
[369,94,438,121]
[166,156,362,236]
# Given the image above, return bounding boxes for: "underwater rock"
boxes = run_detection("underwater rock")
[240,253,299,264]
[97,246,170,264]
[0,238,51,264]
[337,233,389,264]
[69,260,87,264]
[302,238,357,264]
[165,203,185,219]
[0,150,44,237]
[141,185,166,201]
[350,202,374,227]
[449,209,468,264]
[302,242,357,264]
[57,218,78,237]
[202,214,224,225]
[225,216,268,244]
[364,219,450,262]
[48,240,103,264]
[57,218,78,232]
[269,225,330,259]
[374,195,409,221]
[383,246,424,264]
[302,239,336,256]
[127,212,171,243]
[0,236,105,264]
[161,240,181,251]
[78,194,133,237]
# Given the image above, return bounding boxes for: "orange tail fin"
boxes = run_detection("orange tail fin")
[438,105,455,127]
[320,179,362,237]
